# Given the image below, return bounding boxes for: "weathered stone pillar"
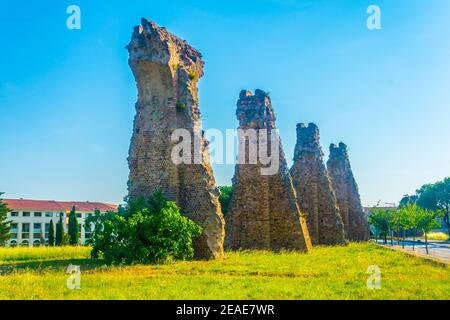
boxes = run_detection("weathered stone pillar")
[226,90,312,252]
[127,18,225,259]
[327,143,370,241]
[290,123,346,245]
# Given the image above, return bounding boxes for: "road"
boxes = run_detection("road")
[375,239,450,263]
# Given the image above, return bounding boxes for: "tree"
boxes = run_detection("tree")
[87,192,202,264]
[415,208,442,254]
[397,203,415,249]
[62,232,70,246]
[368,208,391,244]
[55,213,64,246]
[48,219,55,246]
[399,194,418,208]
[68,206,79,245]
[218,186,233,215]
[417,178,450,236]
[0,193,11,245]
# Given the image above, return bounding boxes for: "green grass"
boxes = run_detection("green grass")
[419,232,449,241]
[0,243,449,300]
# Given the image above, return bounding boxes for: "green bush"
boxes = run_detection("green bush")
[176,101,186,112]
[87,193,202,264]
[188,70,198,81]
[218,186,233,215]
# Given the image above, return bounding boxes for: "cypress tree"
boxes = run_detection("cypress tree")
[48,219,55,246]
[68,206,79,245]
[55,213,64,246]
[0,193,11,246]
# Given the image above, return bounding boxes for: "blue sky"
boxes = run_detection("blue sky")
[1,0,449,206]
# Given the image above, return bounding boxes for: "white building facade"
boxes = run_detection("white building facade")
[4,199,117,247]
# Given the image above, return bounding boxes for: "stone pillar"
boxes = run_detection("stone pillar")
[290,123,346,245]
[226,90,312,252]
[327,143,370,241]
[126,18,225,259]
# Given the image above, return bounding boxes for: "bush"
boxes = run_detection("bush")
[176,101,186,112]
[87,193,202,264]
[218,186,233,215]
[419,232,449,241]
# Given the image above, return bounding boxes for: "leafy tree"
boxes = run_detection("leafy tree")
[415,208,442,254]
[368,208,391,244]
[55,213,64,246]
[48,220,55,246]
[416,178,450,236]
[218,186,233,215]
[397,203,415,249]
[399,194,418,208]
[62,232,70,246]
[87,192,202,264]
[68,206,79,245]
[0,193,11,246]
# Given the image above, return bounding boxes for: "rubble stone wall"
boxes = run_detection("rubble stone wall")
[226,90,312,251]
[127,18,225,259]
[327,143,369,241]
[290,123,346,245]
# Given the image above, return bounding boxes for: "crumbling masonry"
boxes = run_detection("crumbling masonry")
[226,90,312,251]
[290,123,346,245]
[127,19,225,259]
[327,143,369,241]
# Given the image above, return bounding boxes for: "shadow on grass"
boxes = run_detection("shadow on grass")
[0,258,107,275]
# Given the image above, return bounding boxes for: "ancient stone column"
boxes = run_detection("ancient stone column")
[226,90,312,251]
[327,143,369,241]
[126,18,225,259]
[290,123,346,245]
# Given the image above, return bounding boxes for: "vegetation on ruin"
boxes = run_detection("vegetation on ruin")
[187,70,198,81]
[86,193,202,264]
[176,101,186,112]
[0,242,449,299]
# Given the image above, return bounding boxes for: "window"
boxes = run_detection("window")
[23,212,30,217]
[45,212,53,217]
[22,223,30,239]
[22,223,30,233]
[34,223,41,232]
[76,213,82,218]
[34,212,42,217]
[10,212,18,217]
[21,240,29,246]
[10,240,17,246]
[11,223,18,233]
[45,223,50,232]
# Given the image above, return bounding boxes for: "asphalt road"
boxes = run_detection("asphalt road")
[375,239,450,263]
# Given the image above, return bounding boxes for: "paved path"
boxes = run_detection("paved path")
[374,239,450,264]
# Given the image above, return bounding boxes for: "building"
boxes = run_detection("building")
[4,199,117,247]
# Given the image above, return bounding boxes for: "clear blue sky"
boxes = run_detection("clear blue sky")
[1,0,449,206]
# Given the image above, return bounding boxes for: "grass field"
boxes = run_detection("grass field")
[419,232,449,241]
[0,243,449,300]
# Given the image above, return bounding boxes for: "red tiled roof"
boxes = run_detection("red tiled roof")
[3,199,117,212]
